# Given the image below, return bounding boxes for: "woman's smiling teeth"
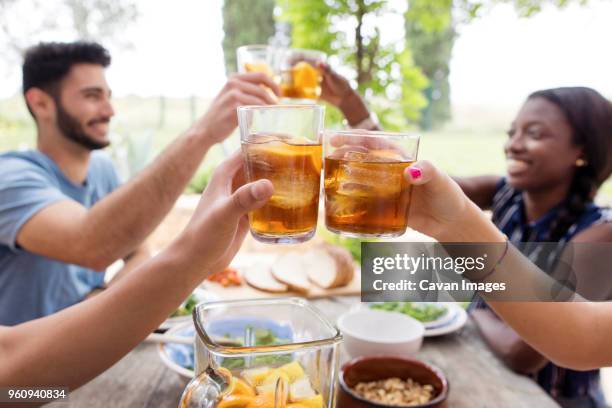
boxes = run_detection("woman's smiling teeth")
[507,158,530,173]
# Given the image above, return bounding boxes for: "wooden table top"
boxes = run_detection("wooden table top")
[48,296,559,408]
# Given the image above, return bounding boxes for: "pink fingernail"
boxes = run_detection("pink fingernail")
[408,167,422,179]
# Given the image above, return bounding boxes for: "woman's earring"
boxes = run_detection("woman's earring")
[575,158,587,167]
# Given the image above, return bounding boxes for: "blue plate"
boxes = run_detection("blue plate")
[162,324,196,374]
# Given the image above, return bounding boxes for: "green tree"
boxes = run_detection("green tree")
[280,0,589,130]
[405,0,455,130]
[222,0,276,74]
[279,0,429,130]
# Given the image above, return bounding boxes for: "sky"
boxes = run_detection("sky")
[1,0,611,110]
[450,1,612,107]
[106,0,227,99]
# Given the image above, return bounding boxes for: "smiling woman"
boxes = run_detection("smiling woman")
[465,87,612,408]
[504,88,612,217]
[505,96,582,191]
[322,69,612,407]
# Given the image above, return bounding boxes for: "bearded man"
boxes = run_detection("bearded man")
[0,41,278,325]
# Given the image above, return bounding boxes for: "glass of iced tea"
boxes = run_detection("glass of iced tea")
[238,105,325,244]
[277,48,326,101]
[236,45,275,77]
[323,130,420,238]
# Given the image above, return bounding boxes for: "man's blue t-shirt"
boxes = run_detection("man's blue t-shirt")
[0,150,120,326]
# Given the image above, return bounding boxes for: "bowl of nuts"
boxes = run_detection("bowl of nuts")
[339,355,449,407]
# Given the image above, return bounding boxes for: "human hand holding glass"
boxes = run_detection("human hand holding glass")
[323,130,419,238]
[238,104,324,244]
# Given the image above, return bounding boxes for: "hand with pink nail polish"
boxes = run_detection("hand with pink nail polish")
[403,160,486,241]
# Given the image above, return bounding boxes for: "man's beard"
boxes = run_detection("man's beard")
[55,101,110,150]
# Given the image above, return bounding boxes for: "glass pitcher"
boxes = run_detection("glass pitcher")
[179,298,342,408]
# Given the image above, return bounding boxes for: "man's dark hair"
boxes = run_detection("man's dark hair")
[22,41,111,115]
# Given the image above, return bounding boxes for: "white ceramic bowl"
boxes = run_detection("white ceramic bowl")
[337,309,425,358]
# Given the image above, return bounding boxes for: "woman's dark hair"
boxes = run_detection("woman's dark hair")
[528,87,612,244]
[22,41,111,116]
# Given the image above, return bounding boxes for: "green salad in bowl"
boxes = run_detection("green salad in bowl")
[170,294,199,317]
[161,288,219,330]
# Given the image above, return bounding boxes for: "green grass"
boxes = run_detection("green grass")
[0,97,36,151]
[420,129,507,176]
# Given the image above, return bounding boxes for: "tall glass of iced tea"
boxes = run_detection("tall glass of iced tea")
[323,130,420,238]
[238,105,325,244]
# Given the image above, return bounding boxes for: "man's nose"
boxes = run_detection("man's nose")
[102,99,115,118]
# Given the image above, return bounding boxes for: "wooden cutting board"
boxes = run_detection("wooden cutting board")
[199,252,362,300]
[200,236,361,300]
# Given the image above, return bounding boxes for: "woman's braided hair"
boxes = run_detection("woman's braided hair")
[528,87,612,271]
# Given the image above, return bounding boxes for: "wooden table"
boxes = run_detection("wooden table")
[48,297,559,408]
